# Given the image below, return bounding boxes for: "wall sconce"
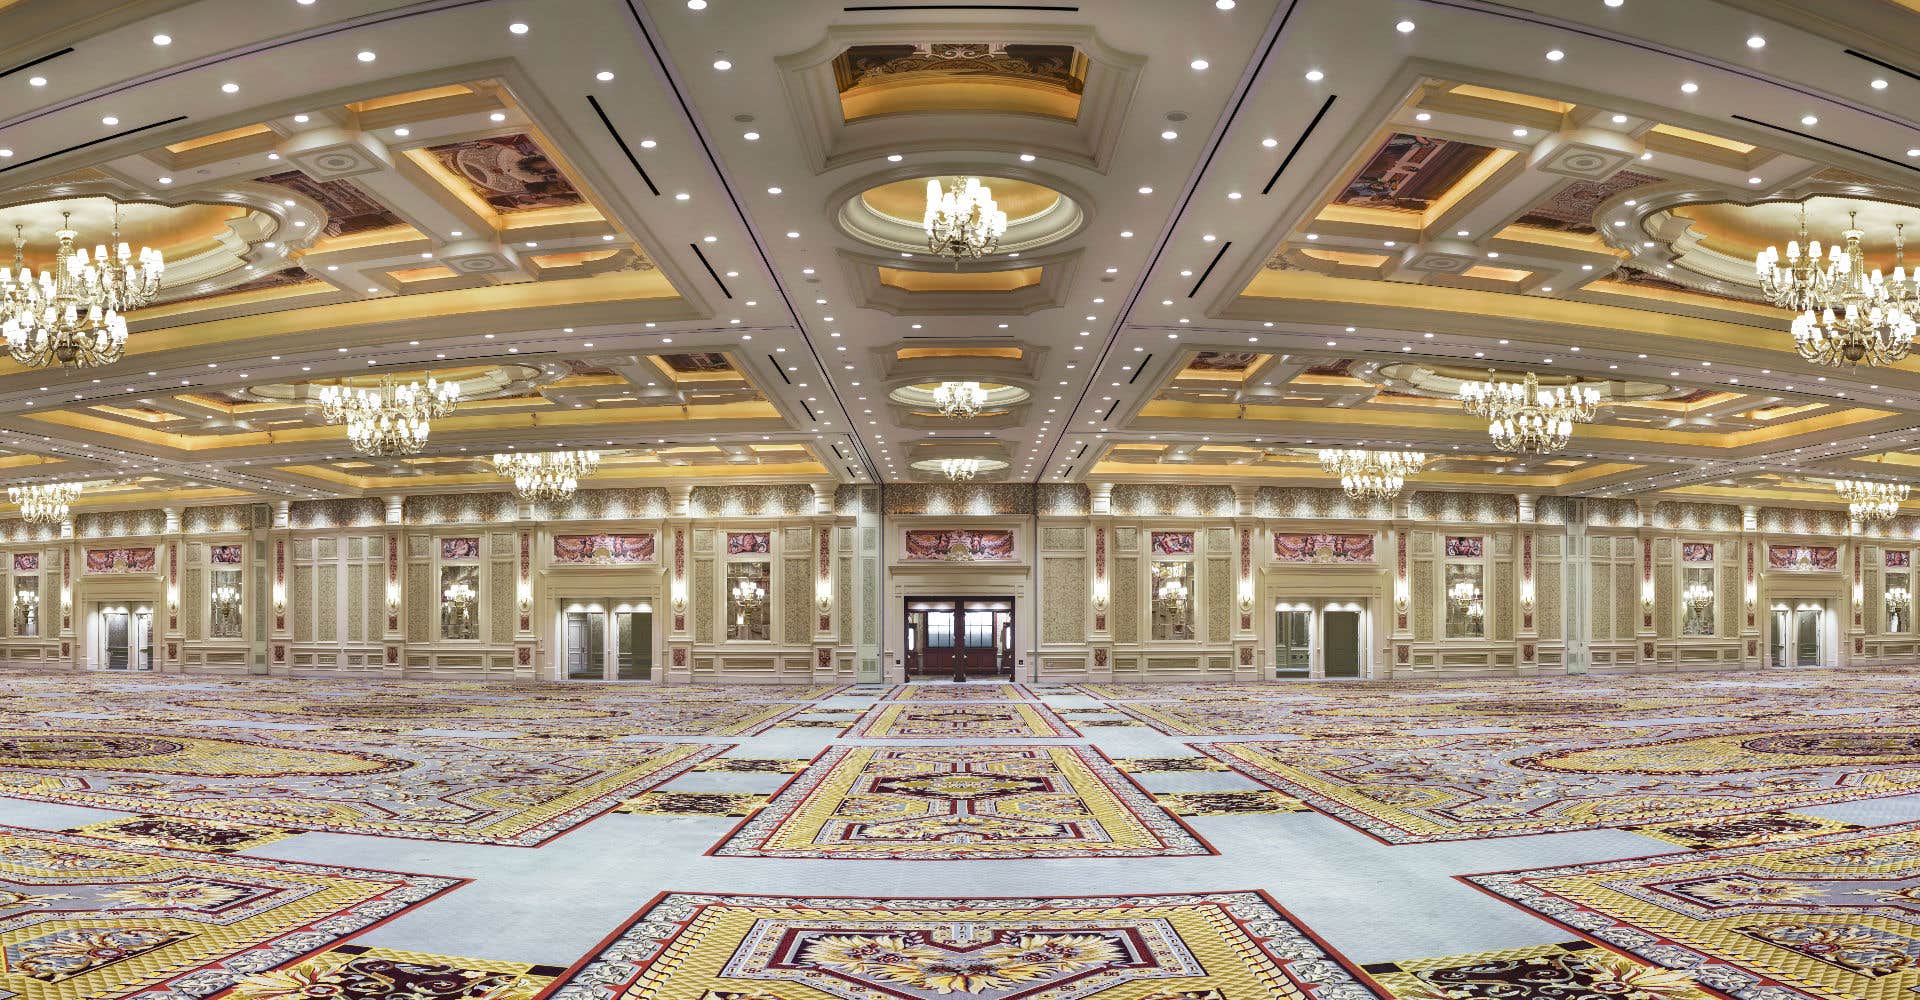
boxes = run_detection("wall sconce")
[1238,584,1254,613]
[1744,583,1757,609]
[671,583,688,615]
[816,582,832,614]
[1854,583,1866,605]
[1393,581,1409,614]
[386,584,402,615]
[1519,582,1535,616]
[1091,579,1109,612]
[517,584,532,614]
[60,587,71,608]
[166,587,179,614]
[1640,582,1655,612]
[272,586,287,615]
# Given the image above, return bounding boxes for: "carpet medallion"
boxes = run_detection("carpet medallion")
[1199,723,1920,843]
[713,746,1210,859]
[1362,940,1716,1000]
[848,703,1078,739]
[0,728,727,846]
[1468,821,1920,1000]
[548,892,1377,1000]
[887,684,1031,701]
[226,944,565,1000]
[0,824,455,1000]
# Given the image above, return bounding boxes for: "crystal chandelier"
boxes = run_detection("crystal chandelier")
[1889,586,1911,619]
[931,381,987,419]
[1156,573,1190,616]
[923,177,1008,261]
[1458,371,1601,455]
[1835,479,1908,522]
[0,207,161,369]
[1683,580,1714,612]
[1317,448,1426,501]
[1759,210,1919,367]
[6,482,81,524]
[315,377,460,457]
[939,457,980,481]
[211,583,242,611]
[492,450,600,502]
[730,577,765,617]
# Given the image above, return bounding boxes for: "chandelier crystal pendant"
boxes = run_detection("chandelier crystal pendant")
[491,450,601,503]
[923,177,1008,262]
[1458,371,1601,455]
[1316,448,1426,501]
[1835,479,1908,522]
[931,381,987,419]
[1761,210,1919,367]
[6,482,81,525]
[1156,574,1190,616]
[1682,580,1714,612]
[0,208,160,370]
[1755,204,1840,312]
[939,457,980,481]
[315,377,460,457]
[730,578,766,620]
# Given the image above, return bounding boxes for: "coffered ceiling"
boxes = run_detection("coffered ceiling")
[0,0,1917,516]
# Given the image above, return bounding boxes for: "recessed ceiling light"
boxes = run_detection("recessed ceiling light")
[101,116,118,126]
[596,70,614,81]
[887,153,902,162]
[490,112,506,122]
[674,191,690,200]
[508,21,528,34]
[1680,81,1698,93]
[1394,19,1415,32]
[393,127,409,136]
[1611,113,1628,124]
[1190,58,1209,70]
[1545,49,1565,61]
[1304,69,1324,81]
[1873,78,1890,90]
[1138,186,1153,195]
[0,150,12,159]
[1215,0,1234,8]
[1262,137,1279,148]
[687,0,707,8]
[712,57,731,70]
[1160,129,1178,140]
[1414,112,1431,122]
[767,186,782,194]
[1748,176,1763,184]
[1512,127,1529,137]
[152,33,171,45]
[1801,114,1818,125]
[357,50,376,62]
[1746,34,1766,48]
[1019,153,1035,161]
[742,131,759,140]
[293,113,309,123]
[27,76,45,87]
[639,138,656,148]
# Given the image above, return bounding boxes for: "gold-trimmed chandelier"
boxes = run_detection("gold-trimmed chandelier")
[932,381,986,419]
[1317,449,1426,501]
[939,457,980,482]
[0,207,162,369]
[1835,479,1908,522]
[315,377,460,457]
[923,177,1008,261]
[1758,209,1919,367]
[7,482,81,524]
[1683,580,1714,612]
[1458,371,1601,455]
[491,449,601,503]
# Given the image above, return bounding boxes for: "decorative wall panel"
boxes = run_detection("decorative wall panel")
[1411,561,1434,642]
[784,557,810,644]
[1042,557,1086,644]
[1493,562,1514,641]
[692,484,815,518]
[1112,484,1235,517]
[1613,562,1636,641]
[1654,567,1673,639]
[75,509,165,539]
[694,558,716,643]
[1036,484,1089,516]
[1112,558,1138,644]
[406,564,430,641]
[1206,558,1230,641]
[317,564,338,643]
[1759,506,1848,536]
[1041,527,1084,551]
[406,492,519,526]
[490,568,514,644]
[1653,501,1740,532]
[292,499,384,530]
[293,565,314,643]
[1538,558,1562,641]
[882,484,1035,515]
[1411,492,1518,524]
[183,505,251,534]
[182,568,204,641]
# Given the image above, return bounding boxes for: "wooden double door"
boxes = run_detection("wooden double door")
[905,597,1014,677]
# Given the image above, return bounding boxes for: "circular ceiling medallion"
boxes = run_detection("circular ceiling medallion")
[239,362,557,406]
[887,381,1031,414]
[838,173,1085,256]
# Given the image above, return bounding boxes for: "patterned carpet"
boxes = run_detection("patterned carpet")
[1,668,1920,999]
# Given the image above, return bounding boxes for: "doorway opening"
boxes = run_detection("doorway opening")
[98,604,154,671]
[561,601,654,680]
[1273,601,1366,679]
[904,597,1013,677]
[1769,601,1826,667]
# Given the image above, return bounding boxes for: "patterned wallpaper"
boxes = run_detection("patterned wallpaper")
[535,488,671,522]
[692,484,815,518]
[1584,499,1640,528]
[1037,484,1089,516]
[183,504,256,534]
[407,492,520,526]
[0,521,59,544]
[1112,484,1236,518]
[1253,488,1391,520]
[833,485,879,517]
[1758,505,1849,536]
[75,509,166,539]
[1652,501,1740,532]
[883,484,1035,515]
[293,498,385,530]
[1410,492,1518,524]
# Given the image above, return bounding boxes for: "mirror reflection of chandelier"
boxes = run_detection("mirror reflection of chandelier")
[1317,448,1426,501]
[211,584,242,611]
[932,381,987,419]
[1458,371,1600,454]
[1835,479,1908,522]
[491,449,601,502]
[6,482,81,524]
[1758,209,1919,367]
[1156,573,1189,616]
[1683,580,1714,612]
[316,377,460,457]
[923,177,1008,261]
[0,207,163,369]
[730,577,766,625]
[939,457,980,481]
[1448,579,1481,609]
[1889,586,1911,617]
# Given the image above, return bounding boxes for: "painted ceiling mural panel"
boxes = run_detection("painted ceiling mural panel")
[1336,133,1495,212]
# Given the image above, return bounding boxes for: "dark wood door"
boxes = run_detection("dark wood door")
[907,598,1013,676]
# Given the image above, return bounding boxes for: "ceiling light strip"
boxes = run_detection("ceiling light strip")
[0,116,187,175]
[0,47,74,82]
[585,94,661,197]
[1037,0,1299,480]
[1843,48,1920,85]
[618,0,879,482]
[686,242,733,299]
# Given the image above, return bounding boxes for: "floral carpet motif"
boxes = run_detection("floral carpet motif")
[1362,940,1717,1000]
[713,746,1210,859]
[226,944,564,1000]
[1621,812,1864,851]
[1198,723,1920,843]
[160,695,809,736]
[1467,821,1920,1000]
[887,684,1032,701]
[66,815,300,854]
[0,825,456,1000]
[546,892,1378,1000]
[848,703,1079,739]
[0,726,727,846]
[617,792,768,817]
